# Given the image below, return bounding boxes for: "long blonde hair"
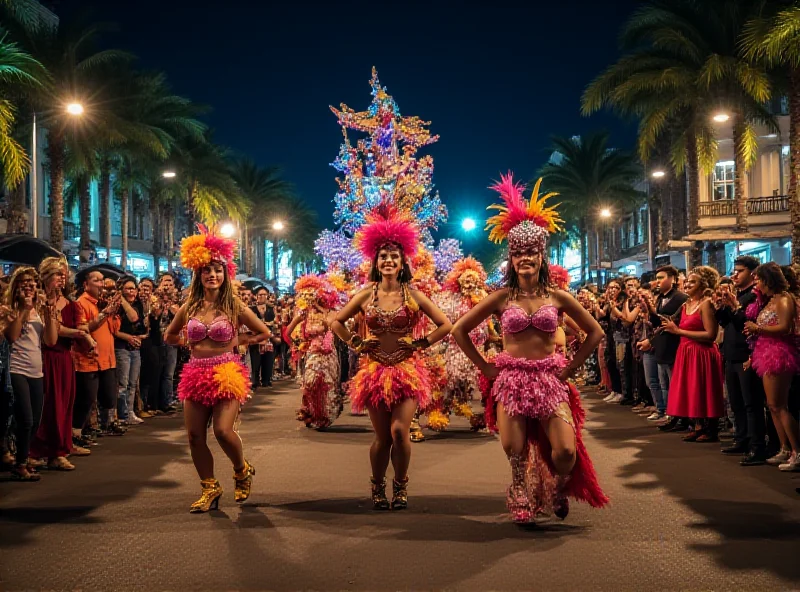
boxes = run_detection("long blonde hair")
[185,263,242,323]
[38,256,73,300]
[4,266,41,314]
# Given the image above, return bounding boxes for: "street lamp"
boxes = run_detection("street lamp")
[272,220,284,231]
[162,170,176,179]
[65,102,84,116]
[31,102,85,239]
[651,170,666,179]
[461,217,476,231]
[220,222,236,238]
[600,208,611,218]
[713,112,730,123]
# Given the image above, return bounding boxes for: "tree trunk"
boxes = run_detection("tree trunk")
[6,182,27,234]
[685,134,702,268]
[242,222,249,275]
[187,183,196,229]
[578,216,587,283]
[121,188,129,271]
[167,210,175,272]
[151,197,161,275]
[790,67,800,265]
[733,111,748,231]
[78,176,92,263]
[99,156,111,259]
[46,131,65,250]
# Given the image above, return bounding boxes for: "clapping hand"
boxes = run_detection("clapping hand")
[743,321,759,337]
[659,315,679,334]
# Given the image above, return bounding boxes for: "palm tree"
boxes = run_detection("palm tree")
[582,0,773,264]
[230,159,294,275]
[7,20,132,250]
[539,133,644,283]
[112,152,151,269]
[96,71,207,260]
[742,2,800,263]
[0,32,44,191]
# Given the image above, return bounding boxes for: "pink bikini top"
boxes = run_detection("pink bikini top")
[187,315,236,344]
[501,304,559,334]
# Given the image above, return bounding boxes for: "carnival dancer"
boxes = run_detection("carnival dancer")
[165,225,271,513]
[428,257,495,432]
[287,275,343,429]
[331,204,452,510]
[452,174,608,523]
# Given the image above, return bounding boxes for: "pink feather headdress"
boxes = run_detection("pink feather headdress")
[180,223,238,276]
[354,202,419,260]
[549,264,571,290]
[486,173,562,255]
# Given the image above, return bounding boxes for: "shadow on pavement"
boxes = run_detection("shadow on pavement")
[585,391,800,582]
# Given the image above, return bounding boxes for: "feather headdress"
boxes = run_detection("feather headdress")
[180,223,238,276]
[354,201,419,260]
[486,173,562,255]
[443,257,487,293]
[294,274,338,310]
[549,264,571,290]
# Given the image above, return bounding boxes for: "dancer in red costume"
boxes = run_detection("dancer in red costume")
[165,225,271,513]
[331,204,452,510]
[453,174,608,523]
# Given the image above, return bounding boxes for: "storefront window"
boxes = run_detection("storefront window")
[713,161,735,201]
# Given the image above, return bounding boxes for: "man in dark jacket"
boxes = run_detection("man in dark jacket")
[638,266,689,431]
[715,255,766,465]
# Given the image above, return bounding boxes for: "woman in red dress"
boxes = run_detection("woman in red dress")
[30,257,95,469]
[661,266,724,442]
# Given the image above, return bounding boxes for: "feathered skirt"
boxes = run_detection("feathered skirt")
[751,335,800,377]
[480,352,608,513]
[349,348,432,414]
[177,352,251,407]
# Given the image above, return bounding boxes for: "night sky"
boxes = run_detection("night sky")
[55,0,640,243]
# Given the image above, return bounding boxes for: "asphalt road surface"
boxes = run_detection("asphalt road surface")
[1,381,799,591]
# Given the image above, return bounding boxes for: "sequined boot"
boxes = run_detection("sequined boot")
[233,460,255,503]
[506,452,533,523]
[391,476,409,510]
[370,476,390,510]
[189,478,223,513]
[554,475,571,520]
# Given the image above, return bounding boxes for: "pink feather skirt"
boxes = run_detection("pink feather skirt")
[177,352,251,407]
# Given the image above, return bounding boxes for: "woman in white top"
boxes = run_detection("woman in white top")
[1,267,59,481]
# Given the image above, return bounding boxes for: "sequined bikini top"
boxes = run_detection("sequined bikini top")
[187,315,236,343]
[501,303,559,334]
[365,284,414,335]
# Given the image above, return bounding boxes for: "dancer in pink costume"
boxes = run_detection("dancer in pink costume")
[453,174,608,523]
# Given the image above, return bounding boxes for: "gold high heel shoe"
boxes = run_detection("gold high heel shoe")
[391,476,409,510]
[233,460,255,503]
[189,478,222,513]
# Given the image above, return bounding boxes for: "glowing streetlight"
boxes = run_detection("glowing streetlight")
[651,170,666,179]
[272,220,285,231]
[220,223,236,238]
[600,208,612,218]
[66,102,84,116]
[461,217,476,231]
[713,112,730,123]
[162,170,176,178]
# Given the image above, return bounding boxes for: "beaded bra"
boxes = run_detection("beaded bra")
[501,303,559,334]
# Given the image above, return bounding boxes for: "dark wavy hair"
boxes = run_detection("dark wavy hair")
[369,243,413,283]
[754,261,788,295]
[780,265,800,298]
[504,254,552,298]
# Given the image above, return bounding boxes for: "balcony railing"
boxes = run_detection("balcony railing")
[699,195,789,217]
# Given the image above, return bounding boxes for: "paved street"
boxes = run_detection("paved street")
[1,381,799,591]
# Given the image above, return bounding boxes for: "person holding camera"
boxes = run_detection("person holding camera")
[249,287,276,388]
[714,256,767,464]
[156,273,181,413]
[0,267,60,481]
[114,276,147,425]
